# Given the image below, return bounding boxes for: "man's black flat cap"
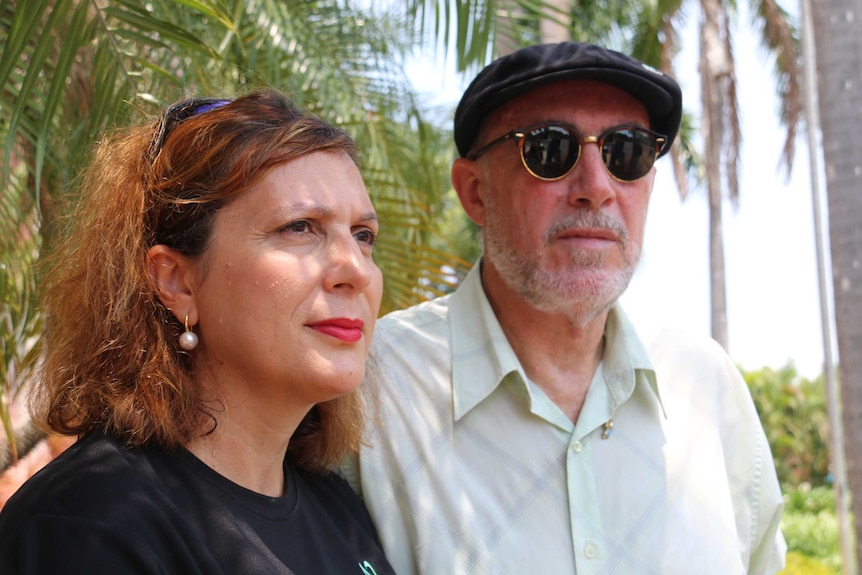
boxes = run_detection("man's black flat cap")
[454,42,683,158]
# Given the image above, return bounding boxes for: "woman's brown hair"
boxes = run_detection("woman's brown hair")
[32,89,365,471]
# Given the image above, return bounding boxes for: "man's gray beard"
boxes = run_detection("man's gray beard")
[484,209,639,327]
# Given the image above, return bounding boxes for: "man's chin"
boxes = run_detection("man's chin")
[519,271,632,318]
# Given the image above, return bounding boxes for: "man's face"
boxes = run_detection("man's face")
[471,79,655,325]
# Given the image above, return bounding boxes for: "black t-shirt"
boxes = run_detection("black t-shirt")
[0,430,395,575]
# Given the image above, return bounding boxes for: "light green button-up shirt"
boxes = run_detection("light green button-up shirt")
[349,263,786,575]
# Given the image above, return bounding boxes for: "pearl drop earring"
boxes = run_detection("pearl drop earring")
[179,314,199,350]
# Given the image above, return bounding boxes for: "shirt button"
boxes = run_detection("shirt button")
[571,441,582,453]
[584,543,598,559]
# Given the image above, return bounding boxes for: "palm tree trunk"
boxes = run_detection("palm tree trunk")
[707,179,728,349]
[811,0,862,568]
[800,1,856,571]
[699,0,731,351]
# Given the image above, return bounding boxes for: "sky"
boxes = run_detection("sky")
[402,7,829,380]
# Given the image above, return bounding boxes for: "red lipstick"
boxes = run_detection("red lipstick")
[308,318,364,343]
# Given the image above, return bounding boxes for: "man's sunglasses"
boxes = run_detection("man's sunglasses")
[468,124,667,182]
[148,97,232,163]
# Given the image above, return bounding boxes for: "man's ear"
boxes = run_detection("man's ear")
[451,157,487,227]
[147,244,197,326]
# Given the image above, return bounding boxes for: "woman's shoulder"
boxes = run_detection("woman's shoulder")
[0,432,208,574]
[0,431,165,521]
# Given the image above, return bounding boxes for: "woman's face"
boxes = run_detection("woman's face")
[188,150,382,416]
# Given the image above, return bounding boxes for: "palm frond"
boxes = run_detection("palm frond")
[0,146,42,464]
[748,0,800,176]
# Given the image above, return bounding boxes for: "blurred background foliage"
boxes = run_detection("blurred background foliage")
[748,365,832,488]
[745,365,852,574]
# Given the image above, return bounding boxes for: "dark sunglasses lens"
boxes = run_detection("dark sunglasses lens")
[521,125,580,179]
[601,128,658,181]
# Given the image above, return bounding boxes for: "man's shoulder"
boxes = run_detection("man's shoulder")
[373,294,453,345]
[379,293,452,323]
[639,326,752,402]
[366,295,456,392]
[639,325,730,366]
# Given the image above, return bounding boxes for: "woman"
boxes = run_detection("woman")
[0,90,393,574]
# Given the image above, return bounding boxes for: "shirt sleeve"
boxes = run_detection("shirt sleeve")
[715,349,787,575]
[746,428,788,575]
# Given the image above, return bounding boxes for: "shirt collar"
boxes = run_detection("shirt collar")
[603,306,666,417]
[449,260,666,421]
[450,263,524,421]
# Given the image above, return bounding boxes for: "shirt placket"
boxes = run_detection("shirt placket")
[566,431,604,575]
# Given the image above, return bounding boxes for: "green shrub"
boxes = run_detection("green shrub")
[785,484,838,515]
[781,486,843,573]
[780,551,841,575]
[745,365,831,489]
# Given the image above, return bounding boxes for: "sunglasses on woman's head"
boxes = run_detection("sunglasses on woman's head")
[148,98,232,163]
[468,123,667,182]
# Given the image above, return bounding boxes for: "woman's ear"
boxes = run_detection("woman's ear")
[451,157,487,227]
[147,245,197,325]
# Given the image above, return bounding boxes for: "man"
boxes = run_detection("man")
[350,42,786,574]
